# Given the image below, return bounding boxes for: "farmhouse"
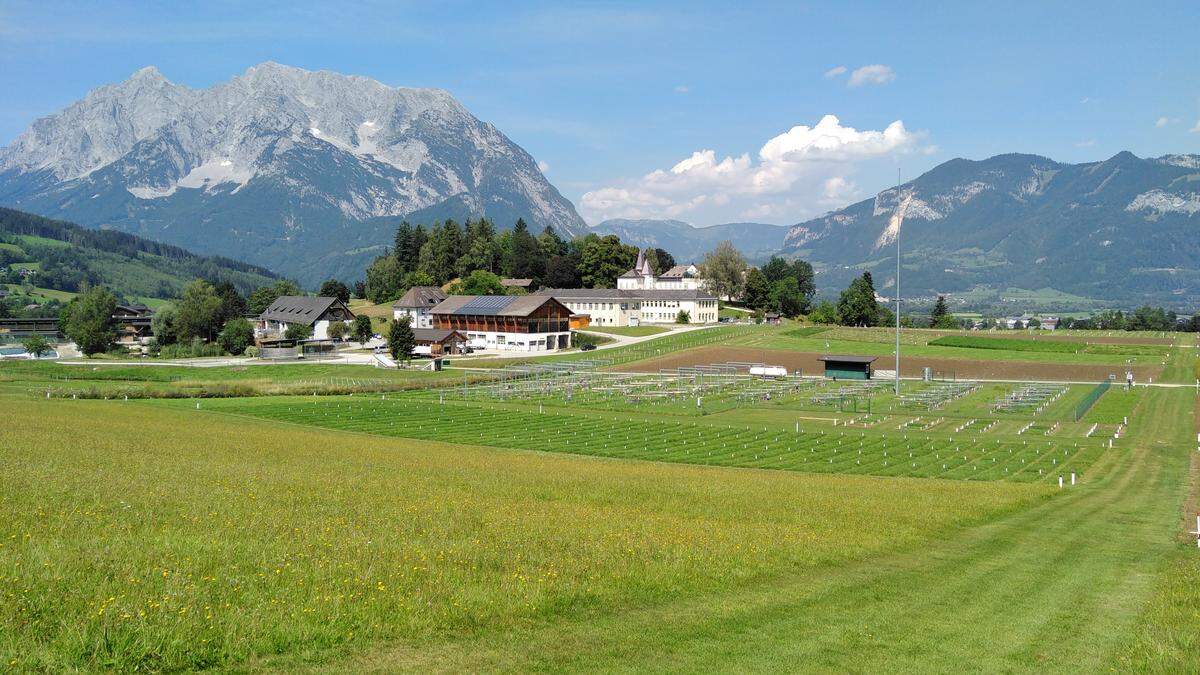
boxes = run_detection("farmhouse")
[112,303,155,351]
[392,286,447,328]
[430,295,573,351]
[617,250,705,291]
[535,288,719,326]
[818,354,877,380]
[412,327,468,356]
[257,296,355,340]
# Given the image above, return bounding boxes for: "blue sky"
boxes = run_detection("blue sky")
[2,0,1198,225]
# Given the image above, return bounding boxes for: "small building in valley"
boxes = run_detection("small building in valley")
[430,295,573,351]
[412,328,468,357]
[258,296,355,341]
[818,354,877,380]
[113,303,155,351]
[392,286,447,328]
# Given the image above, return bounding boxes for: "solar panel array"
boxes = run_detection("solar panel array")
[459,295,516,315]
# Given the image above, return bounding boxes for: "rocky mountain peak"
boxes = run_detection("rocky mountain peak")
[0,62,584,285]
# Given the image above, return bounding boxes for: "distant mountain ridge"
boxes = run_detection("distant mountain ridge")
[0,62,584,286]
[783,151,1200,306]
[590,219,789,263]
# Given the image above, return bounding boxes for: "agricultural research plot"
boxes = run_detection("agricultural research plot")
[436,360,817,412]
[899,381,981,410]
[992,384,1067,415]
[195,396,1108,484]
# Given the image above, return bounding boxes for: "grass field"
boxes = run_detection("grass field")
[179,395,1107,483]
[929,334,1171,357]
[0,395,1040,671]
[0,360,473,398]
[1,322,1197,671]
[746,330,1169,367]
[580,325,668,337]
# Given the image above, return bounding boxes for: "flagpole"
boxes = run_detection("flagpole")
[895,168,901,397]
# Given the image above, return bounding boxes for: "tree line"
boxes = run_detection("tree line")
[362,217,681,304]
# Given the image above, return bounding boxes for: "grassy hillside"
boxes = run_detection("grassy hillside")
[0,208,281,300]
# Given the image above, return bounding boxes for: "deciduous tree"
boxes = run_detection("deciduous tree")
[217,318,255,355]
[743,267,770,310]
[388,315,416,363]
[176,280,224,342]
[318,279,351,303]
[63,286,117,355]
[700,241,747,301]
[353,315,374,345]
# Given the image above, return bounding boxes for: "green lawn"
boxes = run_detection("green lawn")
[302,387,1200,672]
[0,394,1037,671]
[1,340,1196,671]
[581,325,668,337]
[743,332,1167,366]
[929,334,1171,357]
[0,360,472,398]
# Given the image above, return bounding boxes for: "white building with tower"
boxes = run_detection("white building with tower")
[617,250,705,291]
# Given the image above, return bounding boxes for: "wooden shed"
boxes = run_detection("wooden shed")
[817,354,877,380]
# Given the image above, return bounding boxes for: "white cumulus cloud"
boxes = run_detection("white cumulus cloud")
[1075,139,1096,148]
[1191,119,1200,134]
[580,114,925,224]
[824,65,847,78]
[848,64,895,87]
[1155,116,1171,128]
[673,84,690,93]
[537,160,550,173]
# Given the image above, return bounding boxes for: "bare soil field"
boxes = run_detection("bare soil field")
[622,346,1165,382]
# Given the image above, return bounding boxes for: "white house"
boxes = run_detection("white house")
[392,286,447,328]
[257,296,355,340]
[536,288,719,326]
[617,250,705,291]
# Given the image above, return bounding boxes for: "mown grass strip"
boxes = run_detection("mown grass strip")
[930,335,1170,357]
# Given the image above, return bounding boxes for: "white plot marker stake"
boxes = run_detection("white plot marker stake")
[1058,475,1063,489]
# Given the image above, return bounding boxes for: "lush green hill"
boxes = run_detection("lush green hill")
[0,208,281,300]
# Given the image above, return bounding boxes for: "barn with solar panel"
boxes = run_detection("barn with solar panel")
[429,295,574,352]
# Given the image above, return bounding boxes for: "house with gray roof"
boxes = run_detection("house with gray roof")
[392,286,447,328]
[257,296,355,340]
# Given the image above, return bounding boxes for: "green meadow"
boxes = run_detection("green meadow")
[0,325,1196,671]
